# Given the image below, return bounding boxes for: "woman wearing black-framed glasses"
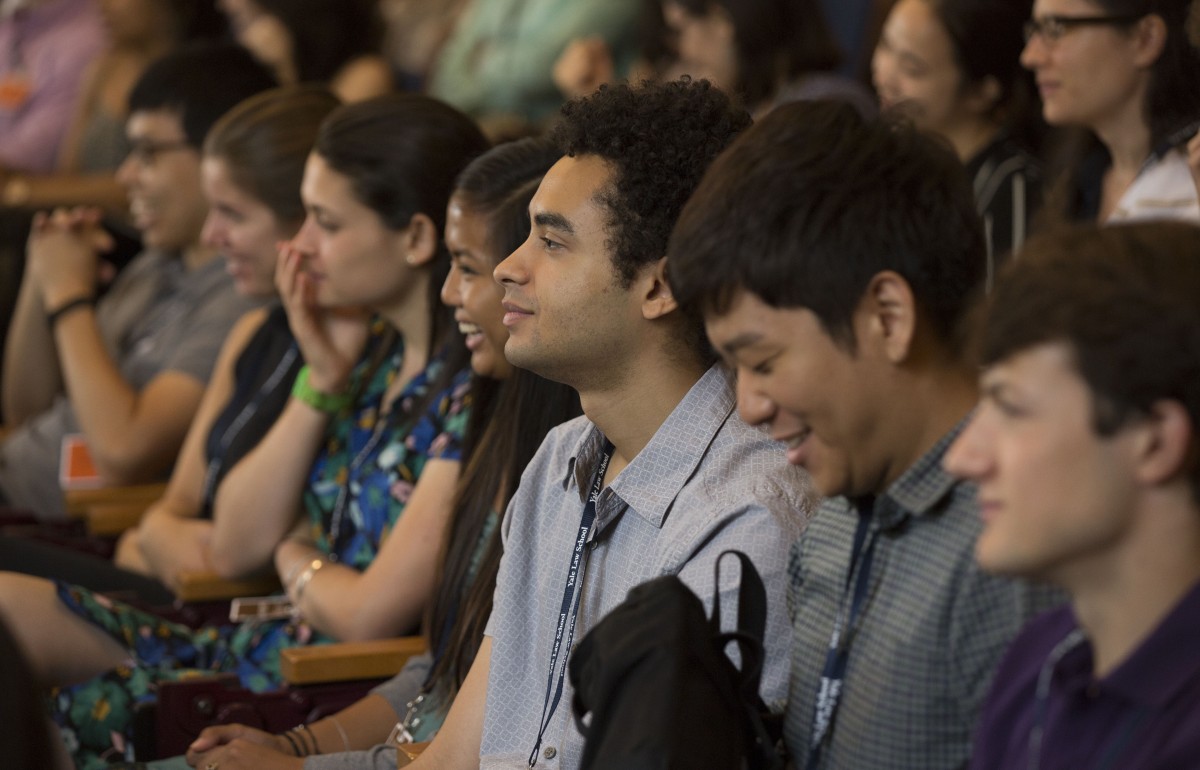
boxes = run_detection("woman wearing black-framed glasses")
[1021,0,1200,225]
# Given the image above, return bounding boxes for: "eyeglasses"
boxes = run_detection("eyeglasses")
[125,139,194,167]
[1023,13,1145,44]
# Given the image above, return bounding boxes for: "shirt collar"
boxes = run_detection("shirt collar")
[873,416,970,531]
[561,365,736,529]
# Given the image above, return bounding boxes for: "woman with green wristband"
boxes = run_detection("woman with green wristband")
[0,94,488,769]
[184,137,585,770]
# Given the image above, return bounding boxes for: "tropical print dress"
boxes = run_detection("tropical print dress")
[50,327,471,768]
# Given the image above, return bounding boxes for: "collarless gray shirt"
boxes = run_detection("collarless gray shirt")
[480,365,816,769]
[0,250,261,519]
[783,421,1064,769]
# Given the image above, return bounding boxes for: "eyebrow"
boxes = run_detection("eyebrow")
[719,331,764,357]
[533,211,575,236]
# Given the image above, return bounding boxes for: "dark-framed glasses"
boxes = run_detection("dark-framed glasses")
[1023,13,1145,44]
[125,139,194,167]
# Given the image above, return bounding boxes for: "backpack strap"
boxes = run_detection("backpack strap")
[710,550,768,694]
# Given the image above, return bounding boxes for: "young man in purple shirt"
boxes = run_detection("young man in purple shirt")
[945,221,1200,770]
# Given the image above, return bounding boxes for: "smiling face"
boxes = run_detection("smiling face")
[492,154,644,388]
[705,288,899,498]
[1020,0,1151,131]
[872,0,988,140]
[116,109,208,253]
[944,342,1141,581]
[442,194,512,380]
[290,152,412,312]
[200,156,294,297]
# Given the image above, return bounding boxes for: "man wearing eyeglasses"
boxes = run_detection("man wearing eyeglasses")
[0,43,275,520]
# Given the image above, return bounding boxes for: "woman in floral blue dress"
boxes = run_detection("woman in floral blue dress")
[0,94,488,769]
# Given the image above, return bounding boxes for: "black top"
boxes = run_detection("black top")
[200,304,301,517]
[966,133,1042,282]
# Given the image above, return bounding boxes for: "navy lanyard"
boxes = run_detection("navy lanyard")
[201,344,300,510]
[807,498,879,770]
[528,439,614,768]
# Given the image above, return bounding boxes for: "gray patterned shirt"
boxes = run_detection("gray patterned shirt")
[480,365,815,769]
[783,421,1064,769]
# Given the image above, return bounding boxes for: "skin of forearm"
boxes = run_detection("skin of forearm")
[137,508,215,587]
[2,277,63,424]
[52,308,177,481]
[308,694,400,753]
[208,399,331,578]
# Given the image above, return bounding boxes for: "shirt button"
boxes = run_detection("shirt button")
[543,746,557,760]
[1087,684,1100,698]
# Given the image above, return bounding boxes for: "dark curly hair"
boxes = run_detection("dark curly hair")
[548,78,752,288]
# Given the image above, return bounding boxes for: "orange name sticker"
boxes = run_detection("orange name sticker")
[60,434,104,489]
[0,71,31,110]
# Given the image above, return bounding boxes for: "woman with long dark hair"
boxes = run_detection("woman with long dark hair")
[0,94,487,769]
[184,138,583,770]
[1023,0,1200,223]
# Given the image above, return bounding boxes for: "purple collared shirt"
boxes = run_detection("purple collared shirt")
[970,578,1200,770]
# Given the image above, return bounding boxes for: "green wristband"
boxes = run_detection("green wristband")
[291,365,352,413]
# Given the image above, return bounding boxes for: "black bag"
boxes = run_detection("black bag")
[568,550,784,770]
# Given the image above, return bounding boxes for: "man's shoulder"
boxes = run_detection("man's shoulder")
[697,411,817,520]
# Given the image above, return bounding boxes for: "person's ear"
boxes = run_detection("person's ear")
[640,256,679,321]
[402,213,438,267]
[856,270,917,363]
[1131,399,1193,488]
[1131,13,1167,69]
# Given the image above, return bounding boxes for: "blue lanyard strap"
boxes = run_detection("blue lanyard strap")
[807,497,878,770]
[528,439,614,768]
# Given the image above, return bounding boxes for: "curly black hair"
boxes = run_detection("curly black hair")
[548,78,752,287]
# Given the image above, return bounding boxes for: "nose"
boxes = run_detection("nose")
[1019,33,1045,71]
[494,236,531,287]
[291,215,319,254]
[115,153,139,190]
[441,261,463,307]
[870,46,894,96]
[734,371,775,428]
[200,212,225,249]
[942,411,992,481]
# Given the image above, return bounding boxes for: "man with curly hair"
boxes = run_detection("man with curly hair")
[405,79,815,770]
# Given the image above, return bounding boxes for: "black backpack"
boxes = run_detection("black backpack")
[568,550,784,770]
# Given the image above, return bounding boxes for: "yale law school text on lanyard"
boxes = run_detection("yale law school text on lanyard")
[807,497,879,770]
[528,439,614,767]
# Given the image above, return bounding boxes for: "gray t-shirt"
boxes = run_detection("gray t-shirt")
[479,365,816,769]
[0,250,259,519]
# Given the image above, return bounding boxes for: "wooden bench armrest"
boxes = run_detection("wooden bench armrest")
[64,482,167,518]
[84,502,148,536]
[280,636,427,685]
[173,570,282,603]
